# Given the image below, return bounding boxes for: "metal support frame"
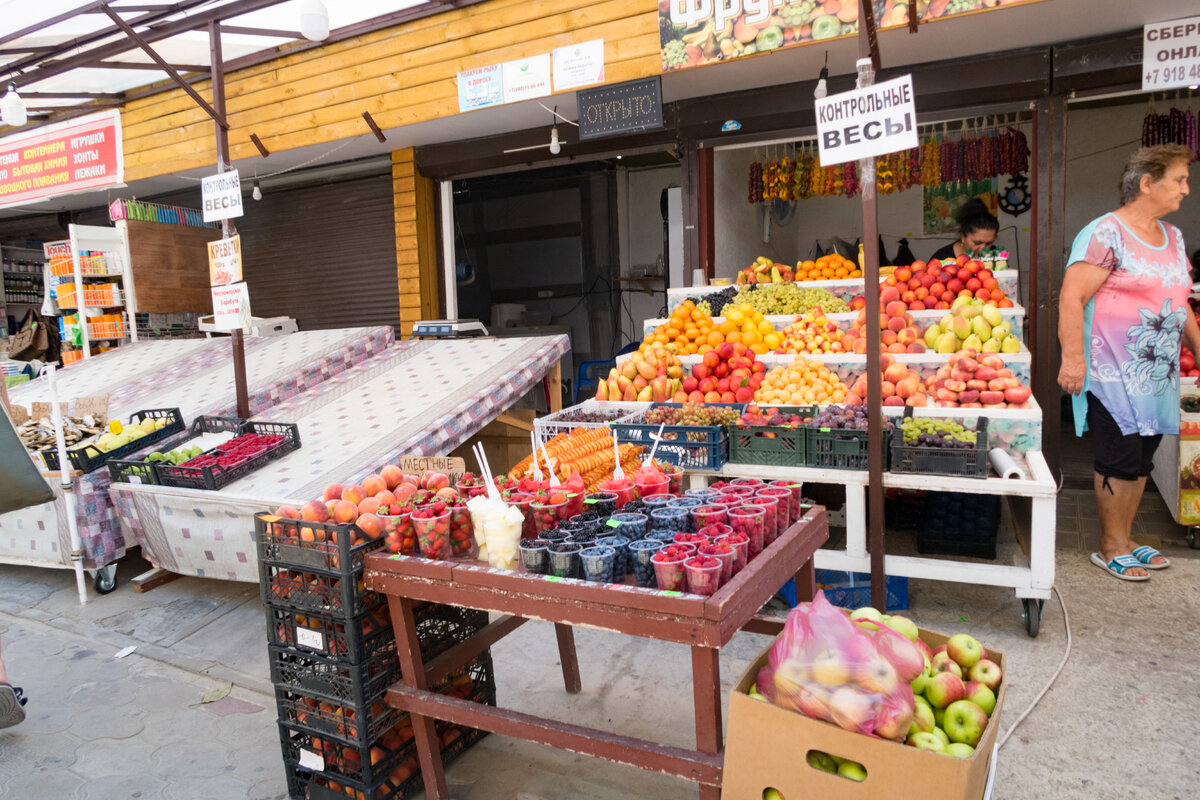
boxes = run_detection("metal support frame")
[439,180,459,321]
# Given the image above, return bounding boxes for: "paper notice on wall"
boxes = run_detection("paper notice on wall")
[210,281,251,332]
[457,64,503,112]
[814,74,918,166]
[502,53,552,103]
[553,39,605,92]
[1143,14,1200,90]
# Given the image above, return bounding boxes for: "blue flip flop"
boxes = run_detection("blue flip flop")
[1131,545,1170,570]
[1090,552,1150,582]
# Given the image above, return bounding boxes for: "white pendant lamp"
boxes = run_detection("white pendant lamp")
[299,0,330,41]
[548,126,561,155]
[1,83,27,127]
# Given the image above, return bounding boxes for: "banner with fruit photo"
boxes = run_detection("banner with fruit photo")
[659,0,1044,72]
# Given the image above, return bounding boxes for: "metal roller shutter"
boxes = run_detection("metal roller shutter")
[236,173,399,331]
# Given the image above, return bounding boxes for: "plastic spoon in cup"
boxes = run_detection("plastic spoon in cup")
[541,440,561,487]
[643,424,666,468]
[473,443,502,501]
[529,432,544,482]
[611,433,625,482]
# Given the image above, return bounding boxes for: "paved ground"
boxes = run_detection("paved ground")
[0,514,1197,799]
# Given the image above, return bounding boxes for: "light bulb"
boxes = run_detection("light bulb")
[1,83,27,127]
[548,126,561,155]
[299,0,329,41]
[252,181,262,201]
[813,66,829,100]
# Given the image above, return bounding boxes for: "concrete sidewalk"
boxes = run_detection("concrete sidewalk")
[0,534,1197,799]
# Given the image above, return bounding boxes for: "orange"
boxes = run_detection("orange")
[726,331,742,344]
[706,330,724,347]
[718,320,737,336]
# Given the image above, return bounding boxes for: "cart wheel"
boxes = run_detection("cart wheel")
[1022,598,1043,638]
[92,565,118,595]
[1187,527,1200,550]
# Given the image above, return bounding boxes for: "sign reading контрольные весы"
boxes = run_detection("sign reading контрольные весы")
[815,74,918,167]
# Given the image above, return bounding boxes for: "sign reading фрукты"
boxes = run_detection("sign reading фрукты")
[577,77,663,141]
[1143,14,1200,91]
[814,74,918,167]
[201,169,243,222]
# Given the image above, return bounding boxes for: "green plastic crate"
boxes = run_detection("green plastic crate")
[727,405,816,467]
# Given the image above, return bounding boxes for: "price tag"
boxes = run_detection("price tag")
[544,575,563,582]
[294,626,325,651]
[567,492,578,497]
[128,475,143,484]
[820,427,831,432]
[298,748,325,772]
[800,504,813,509]
[607,519,622,528]
[789,484,803,488]
[584,498,598,504]
[662,590,683,597]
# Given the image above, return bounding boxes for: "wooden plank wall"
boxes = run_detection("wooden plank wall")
[122,219,221,313]
[392,148,439,335]
[119,0,660,183]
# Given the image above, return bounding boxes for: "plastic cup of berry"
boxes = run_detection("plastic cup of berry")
[584,492,618,516]
[756,487,794,531]
[690,505,728,530]
[628,539,663,588]
[608,512,648,540]
[518,538,550,574]
[548,542,583,579]
[650,506,690,534]
[684,556,723,596]
[746,496,780,545]
[594,535,630,580]
[380,511,416,556]
[580,546,617,583]
[727,506,766,558]
[412,507,453,560]
[651,545,692,592]
[725,531,751,573]
[698,540,735,584]
[768,480,803,520]
[530,497,570,536]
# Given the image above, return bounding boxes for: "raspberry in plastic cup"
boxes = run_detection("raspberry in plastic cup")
[696,522,733,541]
[518,538,550,574]
[690,505,727,530]
[720,485,758,498]
[381,512,416,556]
[729,477,764,488]
[769,479,803,520]
[712,496,745,510]
[608,512,648,540]
[585,492,618,517]
[447,505,476,557]
[684,556,723,596]
[727,506,766,558]
[651,545,691,592]
[746,496,779,546]
[650,506,690,534]
[628,539,662,588]
[756,487,794,531]
[725,531,750,573]
[506,492,537,539]
[673,531,708,547]
[581,546,618,583]
[698,540,735,584]
[634,476,669,500]
[641,493,675,511]
[530,498,569,536]
[597,478,636,509]
[548,542,582,579]
[412,508,453,560]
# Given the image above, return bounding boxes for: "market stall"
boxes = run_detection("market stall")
[109,334,569,582]
[0,326,395,579]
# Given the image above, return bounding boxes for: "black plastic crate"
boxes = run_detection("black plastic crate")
[153,416,301,490]
[916,492,1001,560]
[266,601,395,665]
[262,566,381,619]
[806,426,891,471]
[884,490,928,532]
[727,405,816,468]
[268,644,402,706]
[106,457,159,485]
[41,408,184,472]
[890,410,989,479]
[256,513,385,577]
[276,684,401,748]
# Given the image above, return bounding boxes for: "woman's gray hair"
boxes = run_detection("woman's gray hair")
[1119,144,1192,205]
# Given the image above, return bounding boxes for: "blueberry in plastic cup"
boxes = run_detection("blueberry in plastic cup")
[609,512,648,540]
[641,493,675,511]
[595,534,630,580]
[628,539,662,588]
[685,488,720,502]
[518,539,550,574]
[581,546,617,583]
[668,497,702,510]
[548,542,582,579]
[647,528,676,544]
[650,506,690,534]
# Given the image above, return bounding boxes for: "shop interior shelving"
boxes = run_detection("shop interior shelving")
[1,244,48,352]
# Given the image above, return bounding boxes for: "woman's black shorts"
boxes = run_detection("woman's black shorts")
[1086,392,1162,480]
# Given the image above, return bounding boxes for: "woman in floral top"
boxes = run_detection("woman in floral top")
[1059,144,1195,581]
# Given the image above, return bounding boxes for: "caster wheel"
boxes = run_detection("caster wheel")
[1022,598,1043,638]
[1187,527,1200,550]
[92,566,118,595]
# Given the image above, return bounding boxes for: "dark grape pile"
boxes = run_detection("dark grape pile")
[811,404,894,431]
[900,418,977,448]
[645,405,740,427]
[555,407,632,423]
[693,286,738,318]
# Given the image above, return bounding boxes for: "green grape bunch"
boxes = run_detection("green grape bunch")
[731,284,849,315]
[780,0,817,28]
[899,417,978,449]
[663,40,687,69]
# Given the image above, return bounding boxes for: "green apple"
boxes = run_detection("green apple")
[837,760,867,782]
[849,606,884,631]
[931,725,950,747]
[764,789,784,800]
[933,706,945,729]
[944,742,974,758]
[883,614,920,643]
[907,731,944,752]
[910,662,933,695]
[748,686,768,703]
[943,699,989,747]
[963,681,996,716]
[909,696,936,735]
[946,633,983,669]
[924,672,966,709]
[806,750,838,773]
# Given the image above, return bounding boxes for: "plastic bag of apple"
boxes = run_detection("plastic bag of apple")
[752,593,1003,765]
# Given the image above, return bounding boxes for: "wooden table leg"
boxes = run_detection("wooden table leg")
[386,596,448,800]
[554,623,582,694]
[546,360,563,412]
[691,645,722,799]
[794,558,816,603]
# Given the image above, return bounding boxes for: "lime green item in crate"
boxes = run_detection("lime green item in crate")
[727,405,816,467]
[4,375,29,389]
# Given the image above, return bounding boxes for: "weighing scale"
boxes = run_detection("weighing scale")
[410,319,490,339]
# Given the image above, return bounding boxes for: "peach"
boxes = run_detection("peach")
[880,286,901,304]
[704,390,722,403]
[853,339,868,354]
[884,362,908,383]
[392,483,417,503]
[301,500,331,523]
[887,316,906,333]
[322,484,344,502]
[883,396,905,406]
[894,267,912,283]
[906,342,926,354]
[888,343,907,353]
[332,500,359,524]
[380,464,404,489]
[362,474,387,497]
[275,505,301,521]
[356,513,384,539]
[374,490,396,507]
[896,377,920,399]
[881,330,898,346]
[357,497,382,516]
[340,485,366,504]
[885,301,909,318]
[882,380,896,398]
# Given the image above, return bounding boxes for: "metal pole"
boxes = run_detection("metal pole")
[439,181,459,321]
[209,20,250,419]
[857,0,887,611]
[47,365,88,605]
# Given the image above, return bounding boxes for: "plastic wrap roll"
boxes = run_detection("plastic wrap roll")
[988,447,1027,480]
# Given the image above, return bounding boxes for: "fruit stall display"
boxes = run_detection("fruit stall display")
[35,408,185,472]
[1148,289,1200,541]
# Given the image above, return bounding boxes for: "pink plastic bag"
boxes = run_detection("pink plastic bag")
[756,591,917,740]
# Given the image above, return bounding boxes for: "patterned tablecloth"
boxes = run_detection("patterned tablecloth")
[0,327,395,570]
[109,335,570,582]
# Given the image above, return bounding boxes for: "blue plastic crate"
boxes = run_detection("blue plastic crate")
[778,569,909,610]
[611,403,744,471]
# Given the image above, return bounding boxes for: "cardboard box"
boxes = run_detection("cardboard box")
[721,627,1006,800]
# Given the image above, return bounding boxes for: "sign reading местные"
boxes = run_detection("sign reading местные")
[814,74,918,167]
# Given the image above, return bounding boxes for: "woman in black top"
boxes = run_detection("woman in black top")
[929,198,999,262]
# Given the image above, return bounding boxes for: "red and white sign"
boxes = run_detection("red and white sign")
[211,281,252,332]
[0,110,123,209]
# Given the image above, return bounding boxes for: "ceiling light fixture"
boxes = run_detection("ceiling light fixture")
[548,126,561,155]
[252,180,262,201]
[299,0,330,41]
[1,82,27,127]
[813,51,829,100]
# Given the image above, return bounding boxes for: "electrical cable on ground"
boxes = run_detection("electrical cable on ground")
[996,584,1071,750]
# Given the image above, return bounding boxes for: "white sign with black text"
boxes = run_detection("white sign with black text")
[201,169,244,222]
[814,74,918,167]
[210,281,252,332]
[1143,15,1200,91]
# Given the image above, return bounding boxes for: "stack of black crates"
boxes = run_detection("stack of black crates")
[255,512,495,800]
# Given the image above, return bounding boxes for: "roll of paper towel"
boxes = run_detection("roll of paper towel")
[988,447,1026,480]
[692,268,706,287]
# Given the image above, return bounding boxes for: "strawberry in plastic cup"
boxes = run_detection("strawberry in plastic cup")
[651,545,692,591]
[530,492,570,535]
[769,479,803,520]
[690,505,727,530]
[381,511,416,556]
[725,530,750,573]
[684,555,722,596]
[697,522,733,541]
[412,507,453,560]
[447,502,477,557]
[698,540,735,584]
[756,487,794,531]
[656,462,684,495]
[597,477,635,509]
[456,473,487,498]
[673,531,707,547]
[746,497,779,546]
[727,506,766,558]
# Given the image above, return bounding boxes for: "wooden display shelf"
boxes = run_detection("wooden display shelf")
[120,219,221,314]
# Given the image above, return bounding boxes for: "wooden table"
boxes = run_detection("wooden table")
[363,508,828,799]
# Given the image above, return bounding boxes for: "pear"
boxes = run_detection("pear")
[981,338,1002,353]
[155,418,168,430]
[959,304,983,320]
[962,333,983,352]
[140,418,156,434]
[1001,336,1021,354]
[940,316,955,333]
[936,331,960,354]
[924,325,941,349]
[972,317,992,341]
[991,322,1011,340]
[951,295,973,313]
[981,305,1003,327]
[951,315,973,340]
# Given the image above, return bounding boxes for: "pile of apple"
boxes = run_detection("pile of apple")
[850,607,1003,759]
[774,307,847,355]
[681,341,767,404]
[922,298,1020,355]
[925,350,1032,409]
[846,353,929,408]
[884,258,1012,312]
[843,298,928,356]
[595,343,685,402]
[735,404,811,429]
[736,256,795,285]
